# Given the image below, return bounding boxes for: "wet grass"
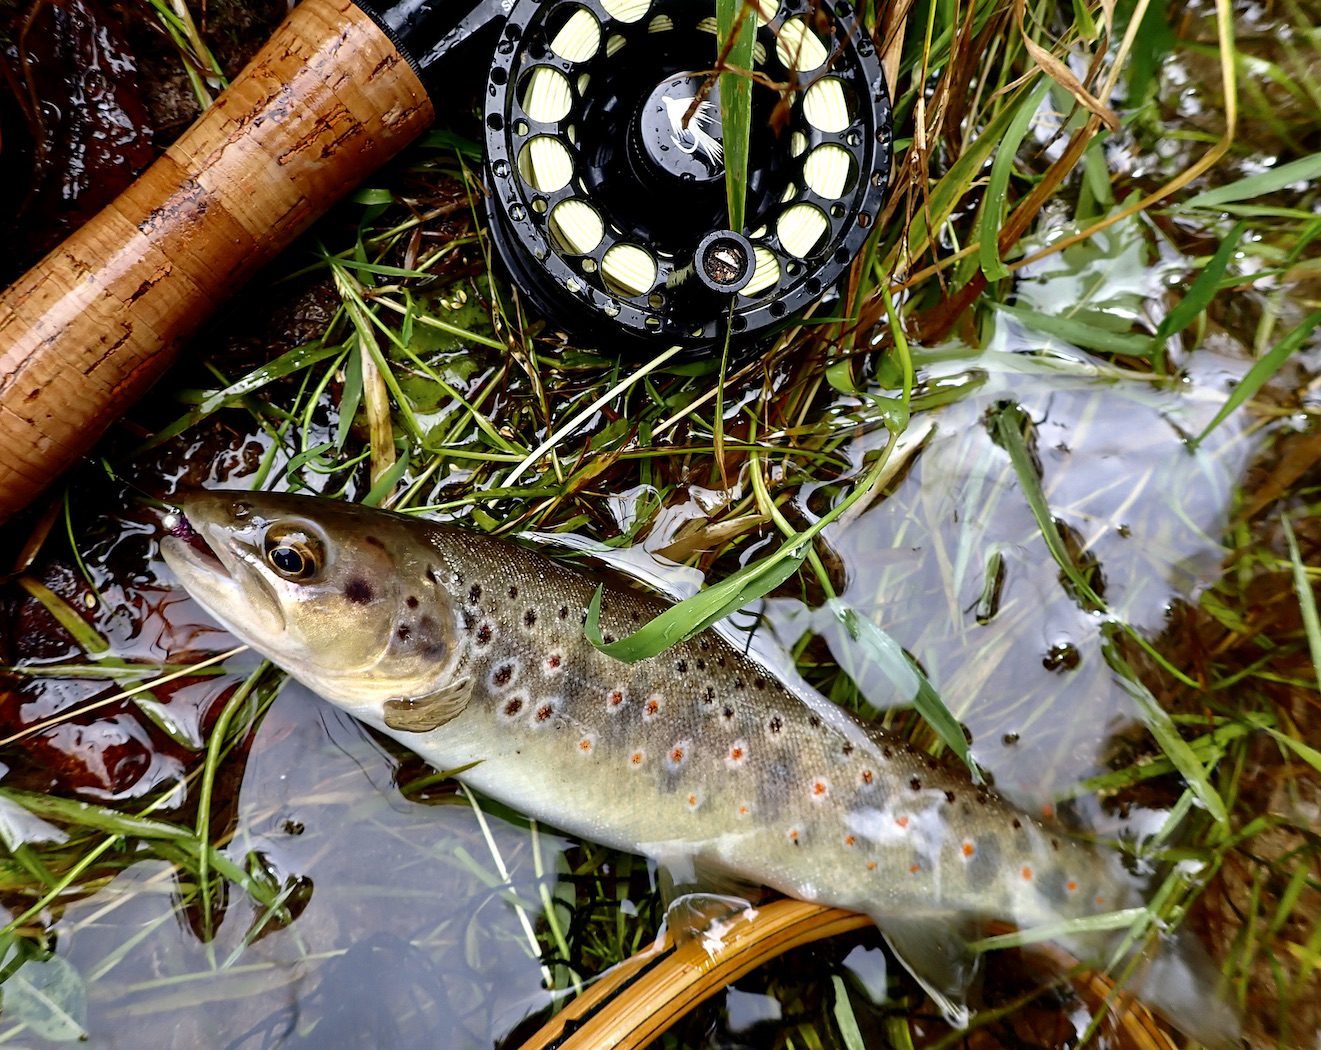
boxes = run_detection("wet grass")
[1,0,1320,1045]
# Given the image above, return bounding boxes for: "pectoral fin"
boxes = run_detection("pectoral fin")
[383,677,473,732]
[874,915,981,1028]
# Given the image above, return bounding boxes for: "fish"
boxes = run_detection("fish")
[160,489,1238,1045]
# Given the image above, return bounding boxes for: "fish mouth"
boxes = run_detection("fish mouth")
[164,509,232,578]
[160,498,286,636]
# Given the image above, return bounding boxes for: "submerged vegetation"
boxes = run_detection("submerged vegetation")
[0,0,1319,1045]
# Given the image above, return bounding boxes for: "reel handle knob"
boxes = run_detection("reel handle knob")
[0,0,505,522]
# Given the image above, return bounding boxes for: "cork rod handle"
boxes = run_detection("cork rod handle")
[0,0,435,520]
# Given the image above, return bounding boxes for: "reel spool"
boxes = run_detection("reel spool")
[484,0,892,350]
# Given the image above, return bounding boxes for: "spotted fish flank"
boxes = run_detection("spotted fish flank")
[161,491,1240,1048]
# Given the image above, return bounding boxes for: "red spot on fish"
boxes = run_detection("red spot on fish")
[787,828,800,844]
[961,841,975,858]
[895,815,909,829]
[546,653,562,669]
[578,736,594,753]
[1041,803,1055,819]
[737,803,751,817]
[726,742,747,768]
[686,792,701,810]
[1021,866,1033,881]
[860,769,874,786]
[909,863,921,875]
[1067,880,1079,893]
[607,689,625,711]
[843,835,855,847]
[865,860,877,871]
[629,750,645,767]
[535,704,554,723]
[1095,896,1105,906]
[811,778,829,800]
[644,697,661,717]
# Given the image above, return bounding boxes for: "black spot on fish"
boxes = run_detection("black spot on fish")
[675,659,688,674]
[397,625,411,641]
[754,678,767,690]
[1012,818,1023,830]
[477,624,492,646]
[925,757,939,772]
[909,776,922,791]
[492,663,514,687]
[504,697,523,716]
[769,716,783,734]
[808,716,821,729]
[559,606,570,619]
[842,742,854,756]
[345,578,374,604]
[534,703,554,723]
[722,707,735,721]
[461,609,476,631]
[696,659,706,671]
[704,687,715,704]
[524,609,537,627]
[365,535,385,549]
[944,790,957,804]
[426,567,439,583]
[881,747,893,759]
[406,596,419,609]
[1050,838,1060,851]
[603,634,615,645]
[469,584,482,603]
[508,585,518,600]
[734,678,745,690]
[699,639,710,651]
[716,656,726,668]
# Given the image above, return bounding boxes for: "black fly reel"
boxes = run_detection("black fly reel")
[483,0,892,351]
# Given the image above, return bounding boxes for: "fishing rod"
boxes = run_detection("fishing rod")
[0,0,892,520]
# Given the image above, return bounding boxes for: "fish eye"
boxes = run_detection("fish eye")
[262,525,323,581]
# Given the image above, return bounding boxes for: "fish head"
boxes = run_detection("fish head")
[161,490,464,715]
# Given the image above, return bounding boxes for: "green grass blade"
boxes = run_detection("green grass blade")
[1181,150,1321,210]
[979,80,1050,281]
[717,0,756,231]
[584,547,807,661]
[15,577,108,656]
[824,599,979,778]
[994,302,1153,357]
[1282,516,1321,686]
[1154,221,1247,343]
[1106,651,1230,828]
[1191,308,1321,448]
[990,403,1105,611]
[139,341,342,452]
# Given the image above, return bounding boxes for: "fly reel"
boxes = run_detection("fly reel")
[483,0,892,350]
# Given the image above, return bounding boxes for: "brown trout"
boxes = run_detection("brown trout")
[161,489,1235,1044]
